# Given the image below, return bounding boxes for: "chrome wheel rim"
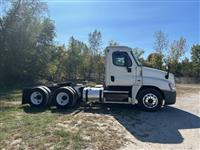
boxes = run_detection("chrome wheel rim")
[56,92,69,106]
[30,91,43,105]
[143,93,158,108]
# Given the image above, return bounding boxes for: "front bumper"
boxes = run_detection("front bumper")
[162,90,176,105]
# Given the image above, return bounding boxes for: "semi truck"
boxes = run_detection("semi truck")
[22,46,176,111]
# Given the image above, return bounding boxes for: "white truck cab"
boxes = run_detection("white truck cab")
[103,46,176,111]
[22,46,176,111]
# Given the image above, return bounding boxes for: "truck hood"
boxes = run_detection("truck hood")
[142,67,175,84]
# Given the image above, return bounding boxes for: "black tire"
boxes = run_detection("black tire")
[53,87,73,108]
[41,86,52,105]
[137,89,163,111]
[29,86,49,107]
[67,87,78,107]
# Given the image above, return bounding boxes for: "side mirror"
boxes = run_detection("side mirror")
[165,64,170,79]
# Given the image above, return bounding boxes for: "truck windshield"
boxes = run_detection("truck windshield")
[130,51,142,66]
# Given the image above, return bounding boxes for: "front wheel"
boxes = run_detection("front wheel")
[137,89,163,111]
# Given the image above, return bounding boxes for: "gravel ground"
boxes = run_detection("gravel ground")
[120,84,200,150]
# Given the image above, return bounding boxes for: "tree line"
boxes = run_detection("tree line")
[141,31,200,78]
[0,0,199,86]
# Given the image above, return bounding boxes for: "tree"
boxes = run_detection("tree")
[180,58,193,77]
[153,30,168,69]
[0,0,55,85]
[169,37,186,62]
[191,44,200,77]
[146,53,163,69]
[108,40,119,46]
[65,37,83,79]
[78,43,91,80]
[132,48,144,61]
[154,30,168,54]
[88,30,103,81]
[168,37,187,75]
[88,29,102,55]
[46,45,67,82]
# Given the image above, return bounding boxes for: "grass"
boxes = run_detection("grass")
[53,129,84,150]
[0,89,22,101]
[0,89,86,150]
[0,87,133,150]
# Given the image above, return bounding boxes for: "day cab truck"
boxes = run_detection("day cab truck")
[22,46,176,111]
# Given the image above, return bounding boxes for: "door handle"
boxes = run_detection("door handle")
[111,76,115,82]
[126,66,131,72]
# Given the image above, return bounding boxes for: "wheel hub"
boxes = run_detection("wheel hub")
[35,95,42,99]
[30,91,43,105]
[62,96,68,100]
[56,92,69,106]
[143,93,158,108]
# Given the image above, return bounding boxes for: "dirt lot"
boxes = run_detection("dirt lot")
[0,84,200,150]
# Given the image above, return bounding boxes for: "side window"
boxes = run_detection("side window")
[112,51,132,67]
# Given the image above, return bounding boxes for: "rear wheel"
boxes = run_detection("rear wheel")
[29,87,49,107]
[53,87,73,108]
[56,92,70,106]
[137,89,163,111]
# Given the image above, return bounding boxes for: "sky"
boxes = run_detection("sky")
[45,0,199,58]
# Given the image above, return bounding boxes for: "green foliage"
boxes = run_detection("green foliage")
[191,45,200,77]
[0,0,55,85]
[146,53,164,70]
[65,36,89,80]
[180,58,193,77]
[88,30,104,82]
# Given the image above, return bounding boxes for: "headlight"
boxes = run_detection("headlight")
[169,83,176,91]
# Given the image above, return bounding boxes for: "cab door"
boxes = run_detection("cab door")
[108,50,137,86]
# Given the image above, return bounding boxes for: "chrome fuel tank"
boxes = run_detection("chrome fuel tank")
[83,87,103,102]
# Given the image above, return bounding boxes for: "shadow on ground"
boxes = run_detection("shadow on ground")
[22,103,200,144]
[22,104,82,114]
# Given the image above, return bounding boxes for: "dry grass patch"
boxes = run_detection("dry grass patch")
[55,112,132,150]
[176,84,200,96]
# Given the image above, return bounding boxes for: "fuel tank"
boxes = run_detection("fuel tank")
[83,87,103,102]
